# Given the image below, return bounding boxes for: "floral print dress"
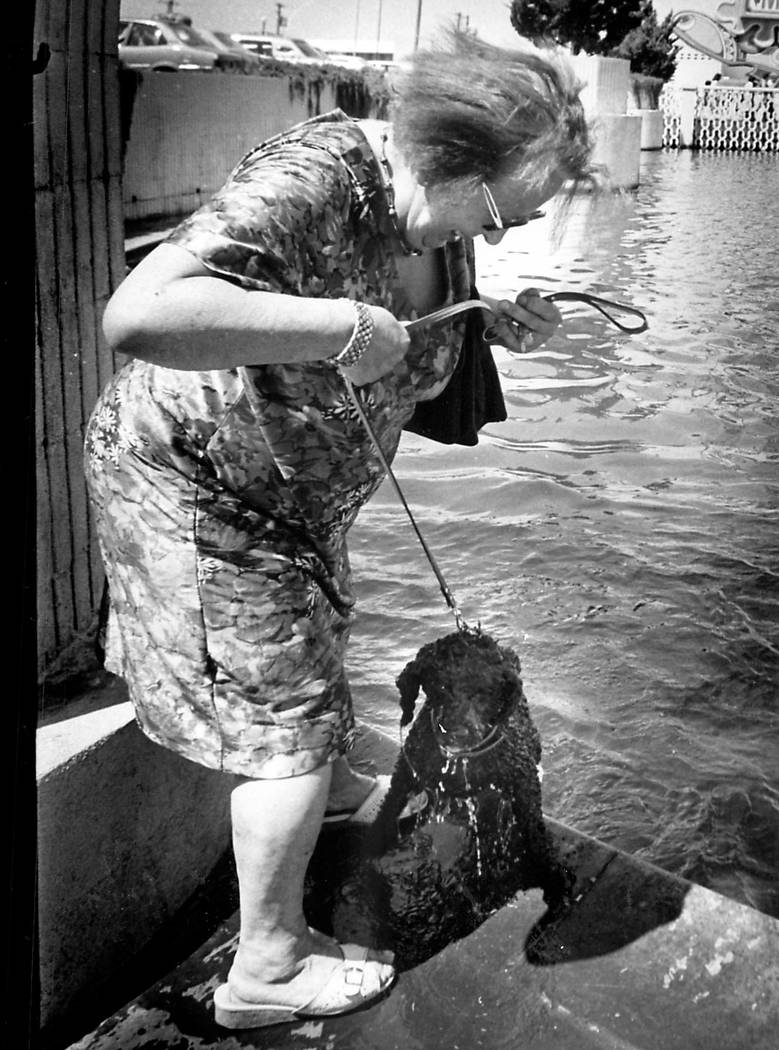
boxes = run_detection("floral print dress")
[84,110,473,779]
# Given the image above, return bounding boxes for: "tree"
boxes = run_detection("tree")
[508,1,567,45]
[611,9,679,81]
[510,1,645,55]
[510,0,678,80]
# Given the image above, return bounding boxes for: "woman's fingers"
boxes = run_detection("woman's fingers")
[495,290,562,352]
[339,307,410,384]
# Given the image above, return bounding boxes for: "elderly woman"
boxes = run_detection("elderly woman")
[85,31,594,1029]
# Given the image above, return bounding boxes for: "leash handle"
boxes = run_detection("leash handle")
[403,292,648,342]
[479,290,648,343]
[402,299,494,334]
[544,291,649,333]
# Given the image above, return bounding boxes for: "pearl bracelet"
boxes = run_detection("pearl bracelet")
[328,300,375,368]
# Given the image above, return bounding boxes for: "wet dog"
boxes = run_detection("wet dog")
[306,629,567,969]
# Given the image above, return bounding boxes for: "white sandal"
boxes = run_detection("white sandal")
[213,943,395,1029]
[322,774,391,826]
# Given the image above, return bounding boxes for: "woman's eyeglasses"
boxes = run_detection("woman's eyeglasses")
[482,183,545,232]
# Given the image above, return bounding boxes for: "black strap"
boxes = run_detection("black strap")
[544,291,648,333]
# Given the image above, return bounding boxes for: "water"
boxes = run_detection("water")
[346,150,779,919]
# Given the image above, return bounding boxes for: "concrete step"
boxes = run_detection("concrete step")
[65,725,778,1050]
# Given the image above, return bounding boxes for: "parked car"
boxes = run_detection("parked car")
[231,34,329,66]
[118,18,218,71]
[322,51,368,71]
[288,38,333,63]
[197,28,265,73]
[230,34,274,58]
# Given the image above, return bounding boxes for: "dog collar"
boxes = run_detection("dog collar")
[429,710,507,760]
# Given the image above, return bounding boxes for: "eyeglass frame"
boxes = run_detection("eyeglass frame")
[482,182,545,232]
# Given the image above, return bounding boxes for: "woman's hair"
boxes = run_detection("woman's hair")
[391,29,595,194]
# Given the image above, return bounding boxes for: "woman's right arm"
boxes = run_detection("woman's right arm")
[103,242,409,381]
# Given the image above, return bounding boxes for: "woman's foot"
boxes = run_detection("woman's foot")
[324,758,386,821]
[215,933,395,1029]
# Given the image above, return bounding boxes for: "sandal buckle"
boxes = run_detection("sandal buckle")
[343,964,364,990]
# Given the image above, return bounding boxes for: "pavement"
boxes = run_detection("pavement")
[65,744,779,1050]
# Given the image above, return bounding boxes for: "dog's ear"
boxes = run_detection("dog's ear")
[395,660,421,727]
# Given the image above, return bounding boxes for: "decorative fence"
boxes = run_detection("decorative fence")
[661,85,779,150]
[660,88,685,148]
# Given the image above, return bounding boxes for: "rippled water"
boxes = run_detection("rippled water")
[346,150,779,918]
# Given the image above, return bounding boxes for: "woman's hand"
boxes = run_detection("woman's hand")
[485,288,562,353]
[338,305,410,385]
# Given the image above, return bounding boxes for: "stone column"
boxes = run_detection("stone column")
[568,54,643,188]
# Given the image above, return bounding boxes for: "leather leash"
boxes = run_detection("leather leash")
[403,291,648,342]
[340,372,469,632]
[339,290,646,630]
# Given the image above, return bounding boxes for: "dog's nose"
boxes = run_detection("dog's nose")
[438,720,477,747]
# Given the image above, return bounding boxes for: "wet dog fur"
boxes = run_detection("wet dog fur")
[305,629,568,969]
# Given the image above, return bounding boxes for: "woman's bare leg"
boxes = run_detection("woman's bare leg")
[228,765,392,1006]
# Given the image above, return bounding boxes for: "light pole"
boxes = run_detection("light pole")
[376,0,383,57]
[414,0,423,51]
[353,0,361,57]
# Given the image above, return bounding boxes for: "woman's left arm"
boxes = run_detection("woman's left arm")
[480,288,562,353]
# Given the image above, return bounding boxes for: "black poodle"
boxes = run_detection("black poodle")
[307,628,568,970]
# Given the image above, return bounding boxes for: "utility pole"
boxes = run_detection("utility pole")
[275,3,286,36]
[376,0,383,57]
[413,0,423,50]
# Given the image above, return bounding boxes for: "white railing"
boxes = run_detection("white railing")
[660,86,686,148]
[661,85,779,150]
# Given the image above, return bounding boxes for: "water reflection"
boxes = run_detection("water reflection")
[348,151,778,917]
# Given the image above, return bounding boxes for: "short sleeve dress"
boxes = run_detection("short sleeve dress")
[84,110,475,779]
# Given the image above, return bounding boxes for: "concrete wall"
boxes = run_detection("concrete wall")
[35,0,125,677]
[37,696,241,1031]
[122,73,340,223]
[119,54,652,227]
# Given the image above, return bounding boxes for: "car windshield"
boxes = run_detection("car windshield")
[167,23,214,49]
[291,38,326,58]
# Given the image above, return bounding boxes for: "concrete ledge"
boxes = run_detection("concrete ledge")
[37,695,242,1031]
[631,107,665,150]
[37,699,136,779]
[39,707,779,1049]
[124,228,174,269]
[591,113,643,189]
[56,719,779,1050]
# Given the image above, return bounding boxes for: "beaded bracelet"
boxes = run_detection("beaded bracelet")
[328,300,375,368]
